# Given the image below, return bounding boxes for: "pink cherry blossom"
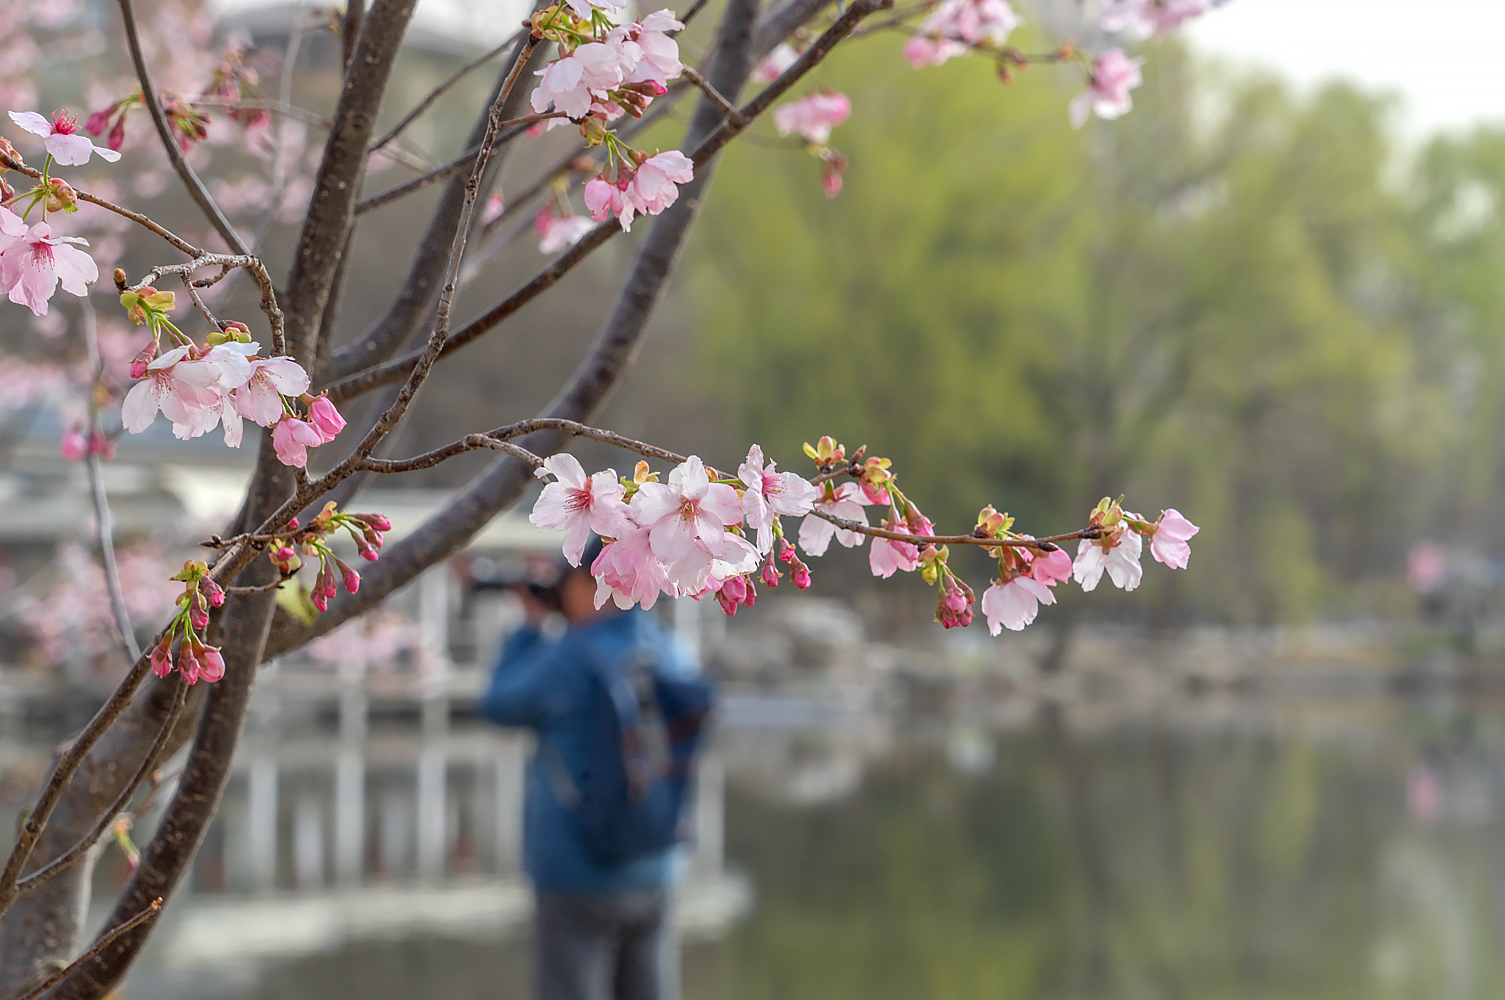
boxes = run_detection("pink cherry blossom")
[798,482,872,556]
[120,346,224,435]
[8,109,122,165]
[308,396,346,443]
[0,206,26,250]
[630,455,745,590]
[530,42,631,120]
[619,151,694,231]
[592,525,676,610]
[1029,545,1074,586]
[563,0,627,19]
[1073,527,1143,592]
[623,11,685,87]
[738,444,819,552]
[751,42,799,83]
[0,221,97,316]
[706,531,761,594]
[1148,508,1199,569]
[904,0,1020,67]
[529,453,635,566]
[1098,0,1210,38]
[870,522,920,579]
[981,576,1056,634]
[1069,49,1143,128]
[773,92,851,145]
[272,416,323,467]
[536,211,595,254]
[234,356,310,426]
[584,178,626,223]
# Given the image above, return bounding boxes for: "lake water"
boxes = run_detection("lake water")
[87,685,1505,1000]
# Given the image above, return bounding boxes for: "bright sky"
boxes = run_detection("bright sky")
[1185,0,1505,137]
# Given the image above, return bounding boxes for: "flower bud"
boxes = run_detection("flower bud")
[308,396,346,442]
[107,115,127,151]
[357,512,392,533]
[197,644,226,683]
[150,637,175,678]
[129,341,157,378]
[201,577,225,607]
[761,558,781,588]
[222,320,252,343]
[0,137,20,166]
[0,176,13,205]
[59,429,87,462]
[85,108,112,136]
[337,558,360,595]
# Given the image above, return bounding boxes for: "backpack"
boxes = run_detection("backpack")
[541,642,715,866]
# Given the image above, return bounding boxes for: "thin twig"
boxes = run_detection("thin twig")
[15,682,187,896]
[327,0,892,403]
[81,299,141,663]
[116,0,250,255]
[185,96,435,172]
[370,28,527,152]
[181,274,222,328]
[359,433,542,472]
[681,66,745,124]
[16,897,164,1000]
[355,114,564,215]
[0,152,199,256]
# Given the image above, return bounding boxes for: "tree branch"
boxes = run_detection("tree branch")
[115,0,250,256]
[15,899,161,1000]
[14,681,187,898]
[370,28,526,152]
[325,25,547,383]
[323,0,891,404]
[281,0,419,366]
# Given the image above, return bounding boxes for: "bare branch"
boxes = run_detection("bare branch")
[359,433,542,473]
[324,0,893,404]
[15,681,187,897]
[281,0,420,366]
[115,0,250,256]
[80,299,141,664]
[370,28,527,152]
[16,898,162,1000]
[355,115,565,215]
[681,66,745,125]
[113,254,287,357]
[0,152,199,256]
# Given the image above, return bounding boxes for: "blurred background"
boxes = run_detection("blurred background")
[7,0,1505,996]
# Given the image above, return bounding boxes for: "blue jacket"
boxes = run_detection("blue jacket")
[479,610,693,892]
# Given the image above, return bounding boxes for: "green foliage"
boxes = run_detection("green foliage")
[690,37,1503,623]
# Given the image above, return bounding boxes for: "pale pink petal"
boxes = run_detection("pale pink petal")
[8,111,52,137]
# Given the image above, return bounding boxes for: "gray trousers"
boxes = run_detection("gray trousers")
[534,888,679,1000]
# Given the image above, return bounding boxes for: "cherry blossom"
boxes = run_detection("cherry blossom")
[981,576,1056,634]
[592,525,676,610]
[0,221,98,315]
[1029,545,1074,585]
[8,109,122,165]
[234,356,310,425]
[751,42,799,84]
[619,150,694,231]
[630,455,745,590]
[738,444,819,551]
[937,576,974,628]
[272,416,322,468]
[798,482,872,556]
[1073,527,1143,592]
[773,92,851,146]
[904,0,1020,68]
[584,178,626,223]
[536,209,595,253]
[1148,508,1199,568]
[308,396,345,443]
[529,453,635,566]
[531,42,632,120]
[0,206,26,248]
[714,573,756,615]
[870,522,920,578]
[621,11,685,87]
[120,346,224,435]
[564,0,627,20]
[1069,49,1143,128]
[1098,0,1213,38]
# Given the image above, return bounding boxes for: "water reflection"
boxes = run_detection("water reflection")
[10,673,1505,998]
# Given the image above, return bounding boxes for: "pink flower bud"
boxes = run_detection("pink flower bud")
[338,559,360,594]
[189,605,209,630]
[107,115,127,152]
[360,513,392,532]
[311,587,329,612]
[84,109,110,136]
[179,643,202,685]
[150,638,174,678]
[59,429,87,461]
[761,559,781,588]
[197,644,226,683]
[88,429,115,461]
[129,341,157,379]
[308,396,346,442]
[201,578,225,607]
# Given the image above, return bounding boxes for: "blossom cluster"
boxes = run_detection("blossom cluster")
[150,559,228,685]
[264,503,391,612]
[527,2,698,233]
[116,287,343,467]
[530,436,1199,633]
